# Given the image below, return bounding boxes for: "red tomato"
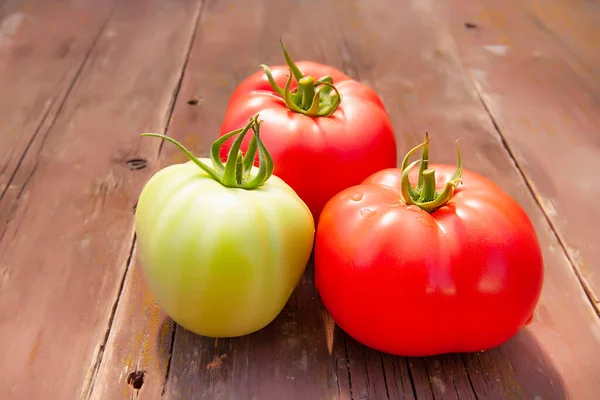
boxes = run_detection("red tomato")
[218,42,397,220]
[314,135,544,356]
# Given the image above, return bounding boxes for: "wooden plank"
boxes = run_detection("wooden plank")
[86,247,176,400]
[332,0,600,399]
[434,0,600,306]
[0,0,202,398]
[0,0,118,238]
[524,0,600,76]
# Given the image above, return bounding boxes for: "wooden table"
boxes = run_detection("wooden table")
[1,0,599,398]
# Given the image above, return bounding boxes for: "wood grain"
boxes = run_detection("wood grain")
[0,0,202,398]
[86,248,176,400]
[525,0,600,76]
[333,0,600,398]
[434,0,600,307]
[0,0,117,239]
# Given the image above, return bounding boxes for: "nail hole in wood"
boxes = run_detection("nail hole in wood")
[127,370,145,390]
[125,158,147,170]
[187,97,200,106]
[464,22,478,29]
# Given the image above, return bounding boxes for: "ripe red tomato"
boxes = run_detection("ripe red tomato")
[314,135,544,356]
[218,42,397,220]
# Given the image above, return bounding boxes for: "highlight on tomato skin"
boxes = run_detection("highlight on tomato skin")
[134,115,315,338]
[313,133,544,357]
[216,39,398,221]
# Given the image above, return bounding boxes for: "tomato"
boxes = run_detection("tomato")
[314,134,544,356]
[135,116,315,338]
[217,41,397,220]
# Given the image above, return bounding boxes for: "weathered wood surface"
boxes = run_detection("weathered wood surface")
[436,0,600,310]
[524,0,600,75]
[0,0,118,243]
[0,0,202,398]
[1,0,600,399]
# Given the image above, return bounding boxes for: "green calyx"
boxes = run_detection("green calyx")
[141,115,274,190]
[400,132,463,213]
[259,39,341,117]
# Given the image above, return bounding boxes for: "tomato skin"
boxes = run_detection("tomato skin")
[314,166,544,356]
[218,61,397,220]
[135,159,315,338]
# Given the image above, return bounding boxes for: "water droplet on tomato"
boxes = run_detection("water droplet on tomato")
[360,208,376,217]
[350,192,363,201]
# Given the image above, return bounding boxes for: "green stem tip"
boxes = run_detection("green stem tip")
[141,115,274,190]
[258,38,341,117]
[400,132,463,213]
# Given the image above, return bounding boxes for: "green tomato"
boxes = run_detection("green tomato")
[135,116,314,338]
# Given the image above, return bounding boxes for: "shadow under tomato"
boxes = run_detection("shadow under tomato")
[155,254,568,400]
[156,257,350,400]
[342,326,567,400]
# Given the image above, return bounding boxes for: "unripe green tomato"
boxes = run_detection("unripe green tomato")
[135,158,315,337]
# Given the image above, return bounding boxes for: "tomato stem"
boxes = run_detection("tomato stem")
[258,38,341,117]
[420,169,437,202]
[141,115,274,190]
[400,133,463,213]
[417,132,430,191]
[234,150,244,185]
[299,77,316,110]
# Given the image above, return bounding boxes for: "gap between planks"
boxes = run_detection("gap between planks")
[319,23,430,400]
[82,1,600,399]
[0,2,118,237]
[434,0,600,314]
[80,0,207,397]
[81,233,137,399]
[324,18,472,399]
[457,43,600,317]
